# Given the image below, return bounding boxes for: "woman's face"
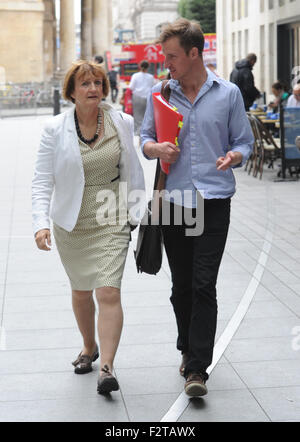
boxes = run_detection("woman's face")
[71,72,104,108]
[272,87,281,98]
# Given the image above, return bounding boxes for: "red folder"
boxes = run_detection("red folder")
[152,92,183,174]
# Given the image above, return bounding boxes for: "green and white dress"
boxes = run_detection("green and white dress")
[53,109,130,291]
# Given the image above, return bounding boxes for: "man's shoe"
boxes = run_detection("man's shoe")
[185,373,208,397]
[179,353,189,376]
[72,345,99,374]
[97,365,119,395]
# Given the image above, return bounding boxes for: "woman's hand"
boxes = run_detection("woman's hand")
[35,229,52,251]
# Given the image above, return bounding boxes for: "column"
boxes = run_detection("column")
[81,0,93,59]
[43,0,56,80]
[60,0,76,75]
[92,0,108,58]
[107,0,113,52]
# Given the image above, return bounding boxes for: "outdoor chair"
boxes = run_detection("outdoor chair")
[252,115,281,173]
[245,113,265,179]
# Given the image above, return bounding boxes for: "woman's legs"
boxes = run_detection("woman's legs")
[72,290,97,355]
[95,286,123,372]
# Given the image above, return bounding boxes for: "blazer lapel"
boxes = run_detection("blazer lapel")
[65,107,84,172]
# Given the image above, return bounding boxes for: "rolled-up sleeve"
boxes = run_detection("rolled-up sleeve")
[228,87,254,167]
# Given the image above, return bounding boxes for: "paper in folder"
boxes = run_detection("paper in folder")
[152,92,183,174]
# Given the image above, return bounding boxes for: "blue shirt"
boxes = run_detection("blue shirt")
[140,69,254,207]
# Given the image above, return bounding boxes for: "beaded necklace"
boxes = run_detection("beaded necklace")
[74,110,102,145]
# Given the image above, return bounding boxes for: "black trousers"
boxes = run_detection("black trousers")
[111,86,118,103]
[161,199,231,380]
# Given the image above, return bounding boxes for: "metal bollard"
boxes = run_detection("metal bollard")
[53,88,60,116]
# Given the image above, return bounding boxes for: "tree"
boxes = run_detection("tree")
[178,0,216,34]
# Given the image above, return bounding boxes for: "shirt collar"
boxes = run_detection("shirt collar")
[168,68,220,92]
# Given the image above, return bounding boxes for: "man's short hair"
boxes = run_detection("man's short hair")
[246,53,257,63]
[156,18,205,57]
[140,60,149,70]
[94,55,104,64]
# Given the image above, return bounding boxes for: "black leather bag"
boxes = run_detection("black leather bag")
[134,160,165,275]
[134,80,171,275]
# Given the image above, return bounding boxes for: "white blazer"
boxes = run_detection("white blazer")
[32,104,146,235]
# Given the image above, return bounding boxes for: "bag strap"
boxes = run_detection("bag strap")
[153,80,171,191]
[161,79,171,102]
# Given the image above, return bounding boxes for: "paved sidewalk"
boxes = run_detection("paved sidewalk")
[0,113,300,422]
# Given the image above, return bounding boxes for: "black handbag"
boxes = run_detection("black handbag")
[134,80,171,275]
[134,159,165,275]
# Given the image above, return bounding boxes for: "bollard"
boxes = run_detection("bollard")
[53,88,60,116]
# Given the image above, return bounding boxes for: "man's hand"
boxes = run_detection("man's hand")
[216,151,243,171]
[144,141,180,163]
[35,229,52,251]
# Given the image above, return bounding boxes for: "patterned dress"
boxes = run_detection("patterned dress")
[53,109,130,291]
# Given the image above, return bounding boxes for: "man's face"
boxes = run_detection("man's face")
[293,87,300,102]
[162,37,196,81]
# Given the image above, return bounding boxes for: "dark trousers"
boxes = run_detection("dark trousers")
[161,199,231,380]
[111,86,118,103]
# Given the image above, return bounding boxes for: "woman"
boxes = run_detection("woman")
[129,60,155,135]
[32,60,145,395]
[269,81,289,112]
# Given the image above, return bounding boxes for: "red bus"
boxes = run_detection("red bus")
[119,35,217,82]
[120,43,165,82]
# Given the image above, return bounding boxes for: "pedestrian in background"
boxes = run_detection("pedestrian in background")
[141,18,253,398]
[129,60,155,136]
[32,60,145,395]
[230,53,261,111]
[108,65,120,103]
[287,83,300,108]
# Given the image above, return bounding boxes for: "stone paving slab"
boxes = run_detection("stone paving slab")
[0,113,300,422]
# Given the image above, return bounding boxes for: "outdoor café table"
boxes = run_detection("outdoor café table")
[250,110,266,116]
[260,118,280,124]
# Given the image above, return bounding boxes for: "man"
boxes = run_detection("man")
[230,53,261,110]
[108,65,120,103]
[287,83,300,108]
[129,60,155,135]
[141,18,253,397]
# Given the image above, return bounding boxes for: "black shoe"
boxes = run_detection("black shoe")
[72,345,99,374]
[97,365,119,394]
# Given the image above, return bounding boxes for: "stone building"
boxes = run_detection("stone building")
[0,0,45,83]
[0,0,113,83]
[216,0,300,99]
[133,0,180,41]
[112,0,180,43]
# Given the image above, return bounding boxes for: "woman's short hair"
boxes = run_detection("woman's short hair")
[156,18,205,57]
[63,60,110,103]
[272,81,285,91]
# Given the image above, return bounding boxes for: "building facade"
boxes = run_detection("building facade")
[0,0,45,83]
[216,0,300,100]
[133,0,180,42]
[0,0,113,83]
